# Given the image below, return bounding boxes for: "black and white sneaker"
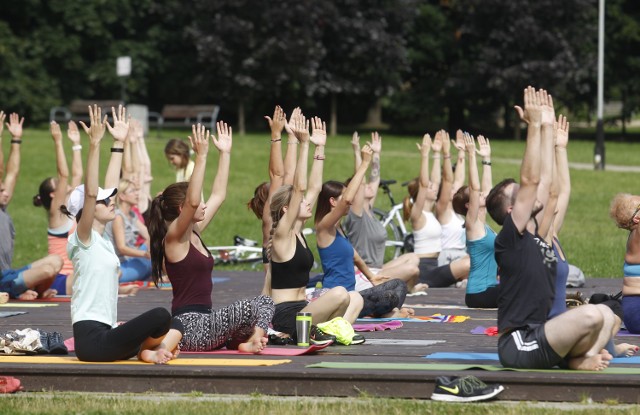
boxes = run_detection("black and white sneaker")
[350,334,366,345]
[310,325,336,346]
[431,376,504,402]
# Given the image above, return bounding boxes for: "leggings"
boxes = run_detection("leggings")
[622,295,640,334]
[73,307,171,362]
[465,286,499,308]
[173,295,275,352]
[358,279,408,318]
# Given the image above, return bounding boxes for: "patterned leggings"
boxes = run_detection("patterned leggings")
[358,279,408,318]
[174,295,275,351]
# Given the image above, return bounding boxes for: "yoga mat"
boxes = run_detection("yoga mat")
[424,352,640,365]
[0,311,27,318]
[0,303,58,308]
[0,356,291,366]
[352,321,404,332]
[409,304,497,311]
[182,343,330,356]
[618,329,640,337]
[306,361,640,374]
[365,339,445,347]
[16,297,71,303]
[356,314,469,323]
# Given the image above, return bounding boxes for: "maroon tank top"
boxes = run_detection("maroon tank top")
[164,232,214,314]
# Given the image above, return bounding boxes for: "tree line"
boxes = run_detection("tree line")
[0,0,638,136]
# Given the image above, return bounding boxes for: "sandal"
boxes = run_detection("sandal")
[268,333,295,346]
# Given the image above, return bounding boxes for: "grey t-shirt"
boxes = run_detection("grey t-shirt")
[0,207,15,270]
[344,209,387,268]
[105,209,140,262]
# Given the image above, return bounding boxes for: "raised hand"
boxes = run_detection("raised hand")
[440,130,451,155]
[416,134,432,157]
[555,114,569,148]
[284,107,301,138]
[106,105,130,142]
[213,121,232,153]
[128,119,141,144]
[431,130,443,153]
[0,111,5,138]
[453,129,465,152]
[6,113,24,139]
[67,121,81,145]
[463,132,475,154]
[291,113,310,143]
[310,116,326,146]
[351,131,360,148]
[50,121,63,142]
[79,105,107,144]
[368,131,382,154]
[188,123,210,157]
[361,144,373,163]
[264,105,286,136]
[476,135,491,158]
[539,89,555,126]
[514,85,542,125]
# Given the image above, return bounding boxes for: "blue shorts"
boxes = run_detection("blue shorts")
[0,264,31,298]
[50,273,68,296]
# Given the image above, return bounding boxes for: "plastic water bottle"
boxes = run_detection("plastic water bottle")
[311,281,323,300]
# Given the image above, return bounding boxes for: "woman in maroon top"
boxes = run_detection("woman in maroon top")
[149,122,274,354]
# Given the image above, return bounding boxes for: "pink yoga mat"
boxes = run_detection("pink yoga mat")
[352,320,404,332]
[64,337,330,356]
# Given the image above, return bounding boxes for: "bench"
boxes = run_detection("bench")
[148,105,220,137]
[49,100,123,124]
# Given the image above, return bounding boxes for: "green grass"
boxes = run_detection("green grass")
[1,393,639,414]
[3,128,638,278]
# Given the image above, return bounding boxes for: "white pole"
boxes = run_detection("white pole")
[594,0,605,170]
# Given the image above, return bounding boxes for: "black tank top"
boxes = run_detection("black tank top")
[271,234,314,289]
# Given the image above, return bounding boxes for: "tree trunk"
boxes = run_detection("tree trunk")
[365,98,383,126]
[238,101,246,136]
[330,93,338,137]
[621,89,627,138]
[503,102,512,137]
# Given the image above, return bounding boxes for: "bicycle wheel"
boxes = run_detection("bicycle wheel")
[372,208,403,262]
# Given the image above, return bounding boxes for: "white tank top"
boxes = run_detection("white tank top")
[440,213,466,251]
[413,211,442,255]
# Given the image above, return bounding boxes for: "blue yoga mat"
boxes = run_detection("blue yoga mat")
[424,352,640,364]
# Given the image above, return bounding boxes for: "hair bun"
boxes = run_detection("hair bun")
[32,194,42,207]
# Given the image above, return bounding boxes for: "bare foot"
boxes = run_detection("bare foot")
[382,307,415,318]
[40,288,58,299]
[614,343,639,357]
[118,285,139,296]
[18,290,38,300]
[139,347,174,364]
[568,349,612,371]
[0,292,9,304]
[410,283,429,294]
[238,328,267,354]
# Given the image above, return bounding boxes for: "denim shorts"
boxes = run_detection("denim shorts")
[1,264,31,298]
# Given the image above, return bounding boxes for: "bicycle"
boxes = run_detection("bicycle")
[372,179,413,261]
[207,235,263,268]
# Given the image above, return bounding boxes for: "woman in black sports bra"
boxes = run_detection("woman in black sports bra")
[267,113,364,344]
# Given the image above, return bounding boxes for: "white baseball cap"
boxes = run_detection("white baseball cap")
[67,184,118,217]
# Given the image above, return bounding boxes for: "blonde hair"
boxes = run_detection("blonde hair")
[267,185,294,261]
[610,193,640,230]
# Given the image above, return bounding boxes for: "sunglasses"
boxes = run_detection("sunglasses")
[97,197,112,206]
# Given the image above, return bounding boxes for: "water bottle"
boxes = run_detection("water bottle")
[296,312,312,347]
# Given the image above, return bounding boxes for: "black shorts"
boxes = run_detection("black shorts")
[498,324,564,369]
[272,300,307,340]
[419,257,456,287]
[465,286,499,308]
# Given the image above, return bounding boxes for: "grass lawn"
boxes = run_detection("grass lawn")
[0,392,637,414]
[3,127,637,278]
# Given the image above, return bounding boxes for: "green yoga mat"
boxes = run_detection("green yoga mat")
[306,361,640,374]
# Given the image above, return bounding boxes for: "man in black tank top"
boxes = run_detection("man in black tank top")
[486,87,616,371]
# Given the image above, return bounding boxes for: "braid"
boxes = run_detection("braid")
[267,210,282,263]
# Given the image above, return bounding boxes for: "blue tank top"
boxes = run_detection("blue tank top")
[548,238,569,319]
[624,261,640,277]
[318,232,355,291]
[466,224,499,294]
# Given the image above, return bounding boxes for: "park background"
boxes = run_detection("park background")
[1,0,640,278]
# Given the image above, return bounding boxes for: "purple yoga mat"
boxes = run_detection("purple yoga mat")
[352,320,404,332]
[618,329,640,337]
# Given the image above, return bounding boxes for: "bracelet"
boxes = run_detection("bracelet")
[10,139,22,144]
[271,138,282,143]
[110,147,124,153]
[443,155,451,159]
[314,155,325,160]
[72,144,82,151]
[482,160,492,166]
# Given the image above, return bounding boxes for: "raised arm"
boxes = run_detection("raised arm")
[465,134,485,240]
[305,116,326,208]
[350,132,366,216]
[534,90,556,225]
[436,130,453,222]
[351,131,362,171]
[77,106,107,244]
[476,135,492,195]
[0,111,6,179]
[367,132,382,209]
[282,107,301,186]
[553,114,571,234]
[166,124,209,244]
[49,122,70,227]
[104,105,129,189]
[198,121,232,231]
[135,123,152,213]
[430,131,442,193]
[452,129,466,193]
[410,134,432,226]
[122,128,134,181]
[265,105,286,187]
[67,121,83,189]
[511,86,543,233]
[3,113,24,206]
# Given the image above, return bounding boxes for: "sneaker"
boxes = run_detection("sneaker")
[310,325,336,346]
[350,334,366,345]
[431,375,504,402]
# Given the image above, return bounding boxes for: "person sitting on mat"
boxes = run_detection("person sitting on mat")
[149,122,274,354]
[63,105,174,363]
